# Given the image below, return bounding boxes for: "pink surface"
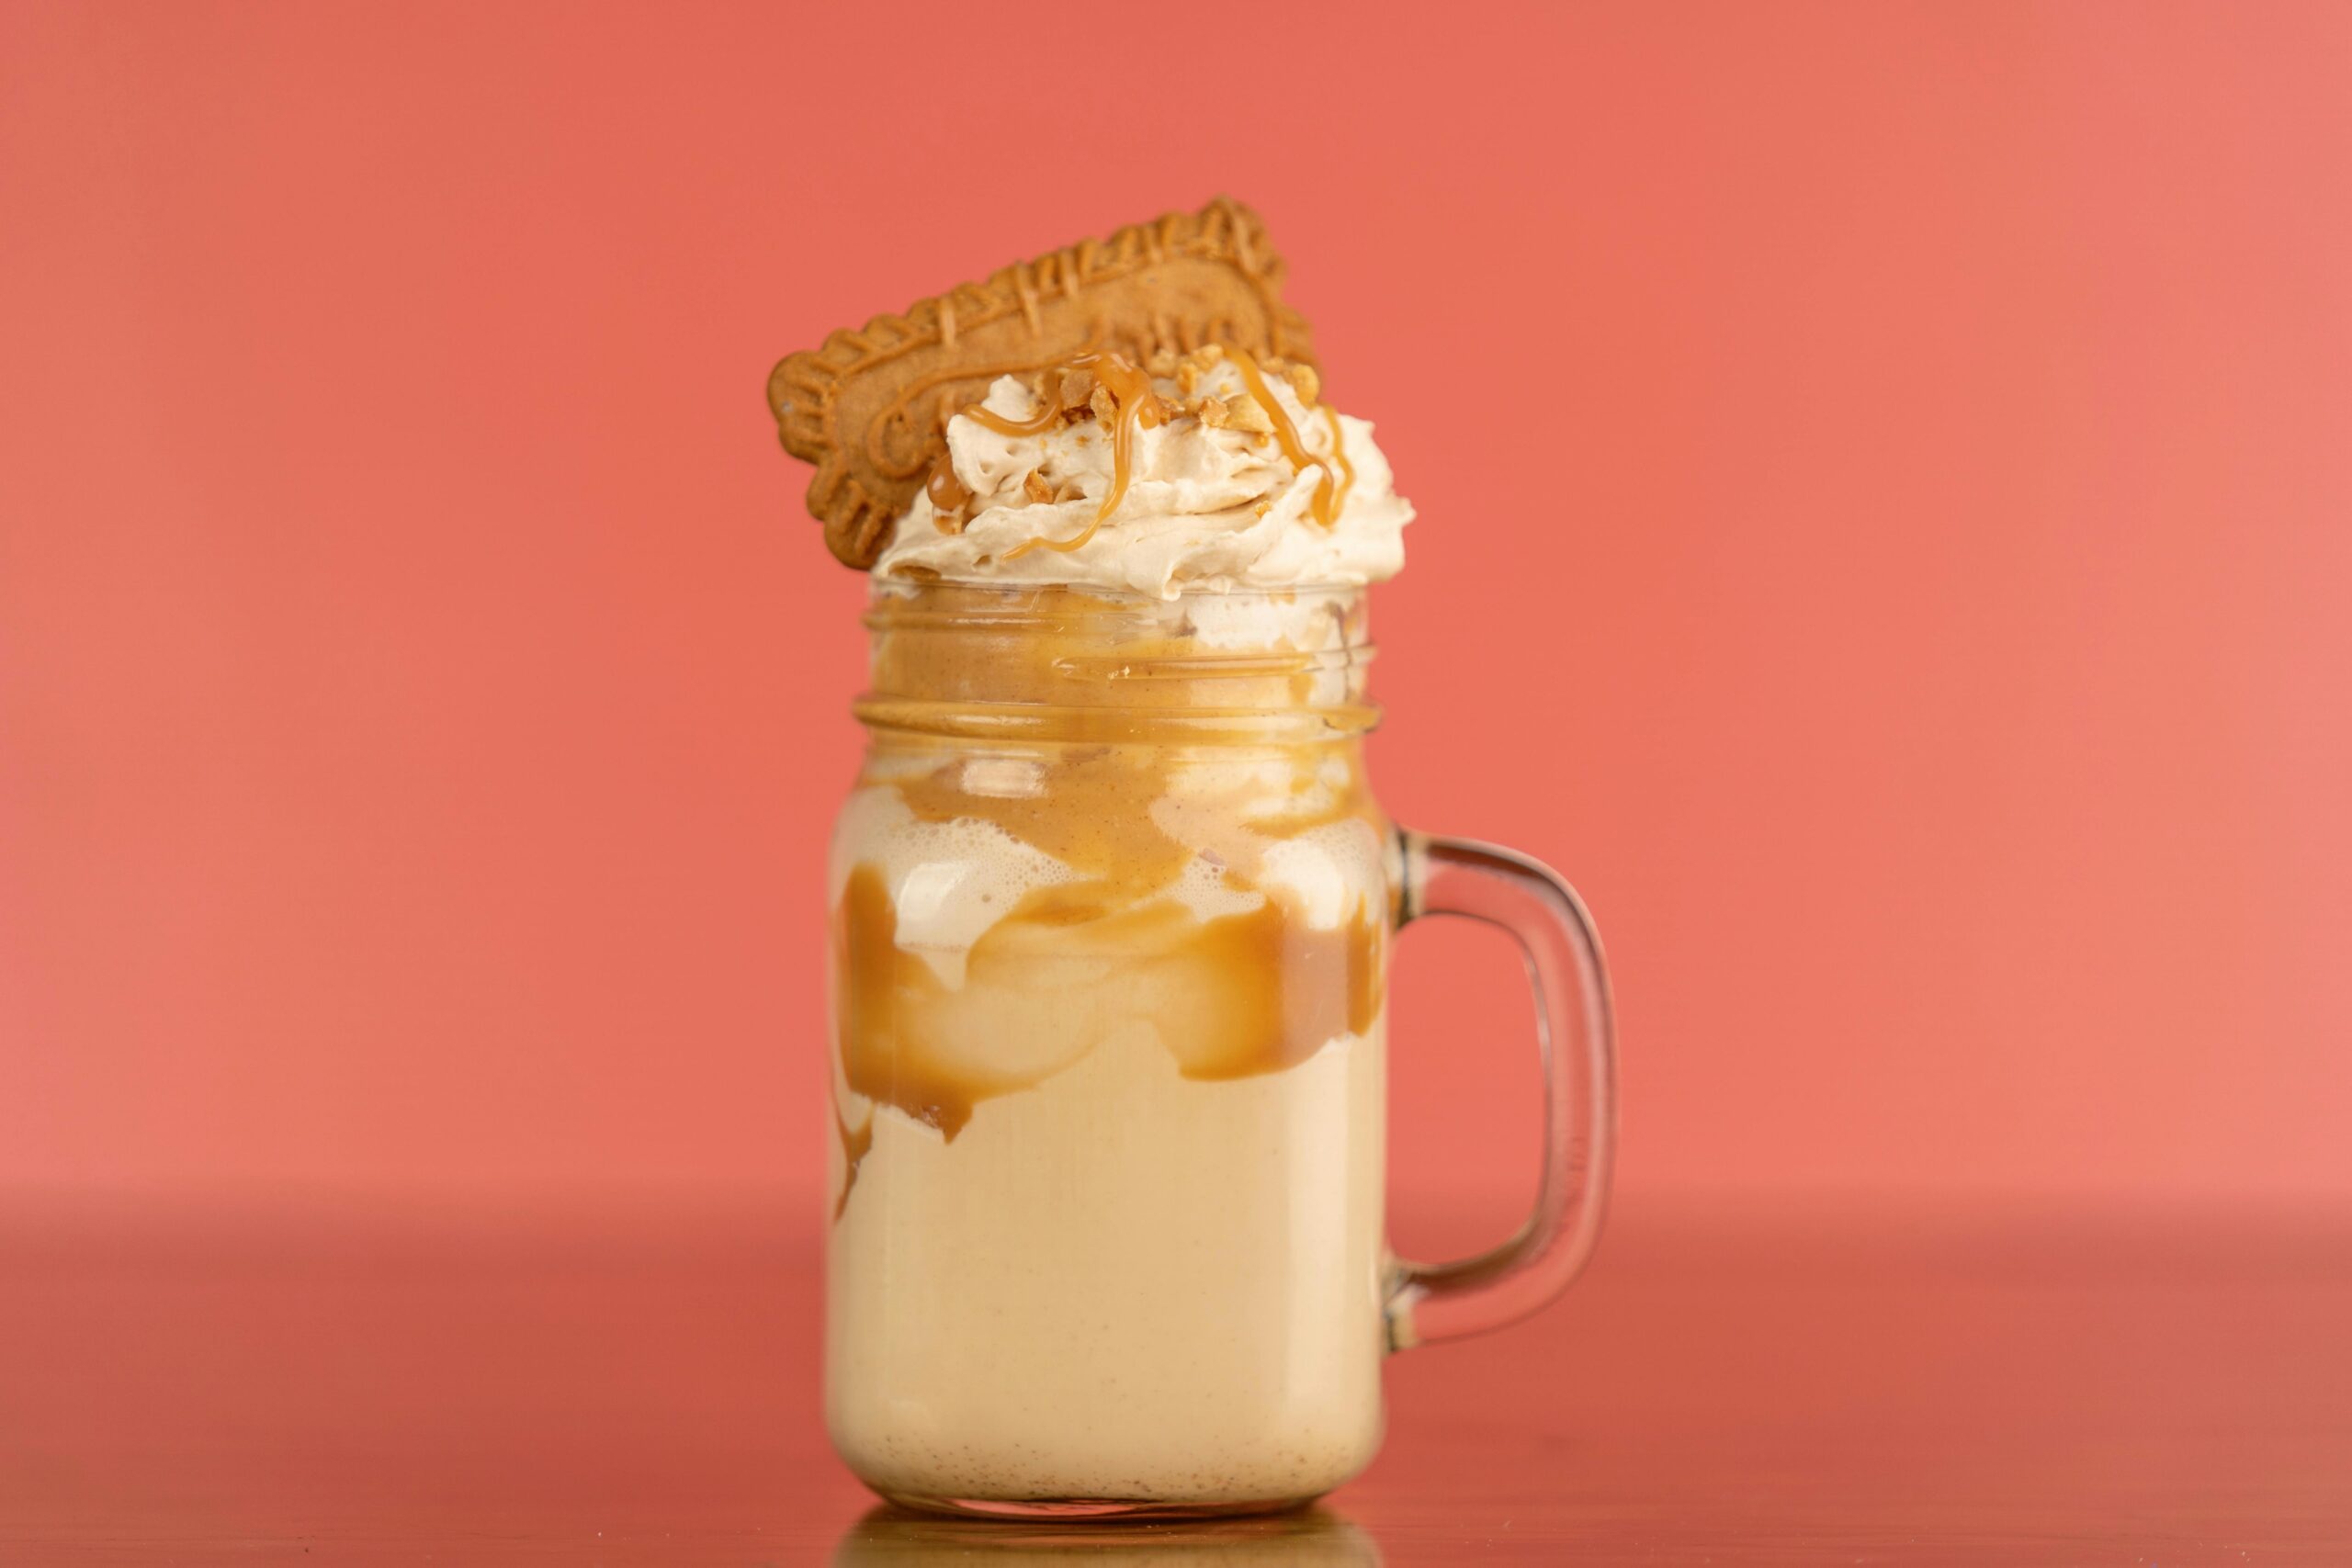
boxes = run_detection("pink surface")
[2,1196,2347,1561]
[3,3,2348,1209]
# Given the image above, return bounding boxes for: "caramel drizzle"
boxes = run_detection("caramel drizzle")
[998,355,1166,560]
[1223,346,1340,527]
[924,456,972,522]
[963,383,1069,440]
[952,345,1347,559]
[829,587,1388,1200]
[1320,405,1356,518]
[831,1097,874,1220]
[869,351,1085,479]
[832,863,1385,1172]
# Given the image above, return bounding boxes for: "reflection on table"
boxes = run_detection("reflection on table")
[834,1506,1380,1565]
[2,1196,2347,1563]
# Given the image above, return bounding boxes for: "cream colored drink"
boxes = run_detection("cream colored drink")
[820,334,1413,1508]
[826,581,1398,1508]
[773,202,1616,1522]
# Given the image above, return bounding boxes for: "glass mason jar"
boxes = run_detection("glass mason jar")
[825,582,1615,1518]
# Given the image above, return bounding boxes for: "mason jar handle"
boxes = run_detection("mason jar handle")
[1385,830,1618,1351]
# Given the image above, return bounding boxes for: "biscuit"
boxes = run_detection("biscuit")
[767,197,1317,569]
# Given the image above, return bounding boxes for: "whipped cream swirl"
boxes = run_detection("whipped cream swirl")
[875,355,1412,599]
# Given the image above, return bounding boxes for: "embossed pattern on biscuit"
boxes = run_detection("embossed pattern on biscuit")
[767,197,1317,569]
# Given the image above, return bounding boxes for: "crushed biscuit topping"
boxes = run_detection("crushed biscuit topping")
[922,344,1348,547]
[1221,392,1276,435]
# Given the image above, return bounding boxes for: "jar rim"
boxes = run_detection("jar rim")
[855,580,1379,742]
[863,577,1370,624]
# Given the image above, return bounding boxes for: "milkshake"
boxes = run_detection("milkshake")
[825,343,1411,1509]
[768,198,1614,1518]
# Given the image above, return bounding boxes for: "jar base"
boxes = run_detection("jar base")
[874,1488,1322,1522]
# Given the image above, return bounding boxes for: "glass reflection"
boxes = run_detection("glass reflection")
[833,1505,1382,1565]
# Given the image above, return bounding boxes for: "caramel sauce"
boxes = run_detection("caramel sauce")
[1000,355,1166,561]
[827,587,1388,1221]
[870,353,1080,479]
[1321,405,1357,517]
[963,394,1068,441]
[895,748,1199,898]
[834,863,1057,1142]
[923,455,971,521]
[946,347,1350,567]
[1148,892,1385,1081]
[867,585,1374,880]
[831,1097,874,1221]
[1223,346,1339,527]
[832,864,1385,1168]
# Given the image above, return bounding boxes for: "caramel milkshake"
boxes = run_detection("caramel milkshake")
[763,197,1624,1519]
[824,340,1412,1509]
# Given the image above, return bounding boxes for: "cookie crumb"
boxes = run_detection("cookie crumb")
[1224,393,1275,435]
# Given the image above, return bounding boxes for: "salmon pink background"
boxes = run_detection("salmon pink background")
[3,2,2347,1220]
